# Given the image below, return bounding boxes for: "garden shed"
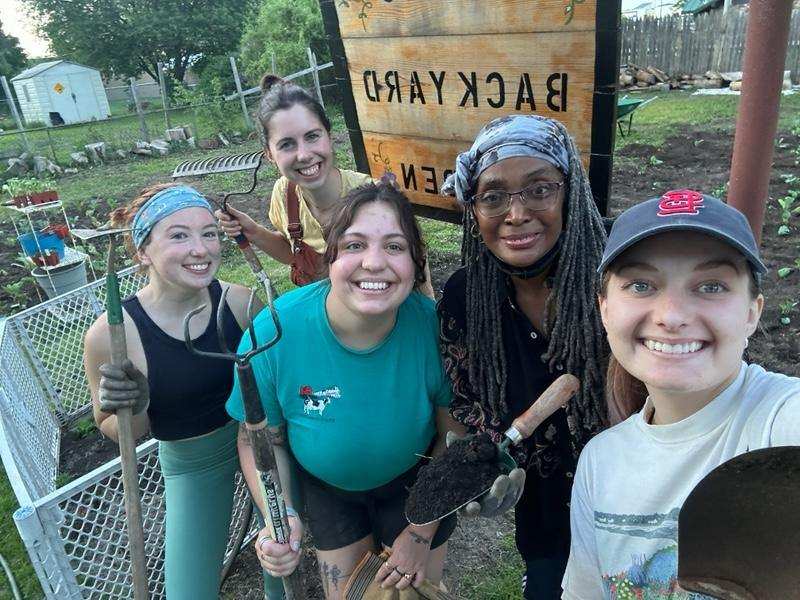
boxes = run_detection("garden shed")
[11,60,111,127]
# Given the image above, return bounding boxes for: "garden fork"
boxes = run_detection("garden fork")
[183,287,303,600]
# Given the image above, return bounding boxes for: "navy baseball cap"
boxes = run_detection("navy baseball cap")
[598,190,767,276]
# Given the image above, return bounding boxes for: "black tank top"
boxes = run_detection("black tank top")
[123,280,243,441]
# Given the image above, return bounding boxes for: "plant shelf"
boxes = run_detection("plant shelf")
[28,246,88,272]
[6,200,62,215]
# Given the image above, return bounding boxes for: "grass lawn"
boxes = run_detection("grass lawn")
[0,88,797,599]
[0,98,255,165]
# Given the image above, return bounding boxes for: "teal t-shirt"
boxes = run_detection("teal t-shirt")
[226,280,452,491]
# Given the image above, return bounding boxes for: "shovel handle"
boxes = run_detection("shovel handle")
[504,374,580,445]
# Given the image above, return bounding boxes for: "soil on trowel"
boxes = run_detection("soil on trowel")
[405,433,503,525]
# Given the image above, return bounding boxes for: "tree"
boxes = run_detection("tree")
[0,22,27,111]
[0,22,27,81]
[23,0,257,82]
[239,0,329,81]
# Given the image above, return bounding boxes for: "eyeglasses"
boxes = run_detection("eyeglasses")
[472,181,565,218]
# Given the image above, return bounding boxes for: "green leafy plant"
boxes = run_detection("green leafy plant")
[648,155,664,166]
[2,177,57,198]
[779,300,798,326]
[2,276,34,306]
[172,81,239,139]
[776,190,800,230]
[72,417,97,439]
[711,180,729,200]
[55,472,75,488]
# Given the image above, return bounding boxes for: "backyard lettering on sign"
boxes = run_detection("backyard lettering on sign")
[320,0,620,217]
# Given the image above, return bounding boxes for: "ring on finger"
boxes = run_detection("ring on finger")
[403,573,413,580]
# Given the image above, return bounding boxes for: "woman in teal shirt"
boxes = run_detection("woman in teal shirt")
[226,182,460,598]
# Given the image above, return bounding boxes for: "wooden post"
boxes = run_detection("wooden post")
[229,56,253,131]
[45,128,57,162]
[728,0,793,243]
[157,62,170,131]
[307,48,324,109]
[129,77,150,142]
[106,243,149,600]
[1,76,31,153]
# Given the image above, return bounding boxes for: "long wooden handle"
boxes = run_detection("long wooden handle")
[106,243,149,599]
[238,364,304,600]
[505,374,580,445]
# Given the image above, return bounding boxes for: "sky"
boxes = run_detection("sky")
[0,0,679,62]
[622,0,679,16]
[1,0,50,59]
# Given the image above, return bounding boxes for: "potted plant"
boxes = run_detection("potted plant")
[2,178,59,207]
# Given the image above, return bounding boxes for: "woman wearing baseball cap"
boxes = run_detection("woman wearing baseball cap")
[562,190,800,598]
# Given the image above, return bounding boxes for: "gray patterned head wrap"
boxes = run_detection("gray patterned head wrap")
[131,185,214,248]
[441,115,571,203]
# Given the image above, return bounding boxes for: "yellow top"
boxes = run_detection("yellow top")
[267,169,374,254]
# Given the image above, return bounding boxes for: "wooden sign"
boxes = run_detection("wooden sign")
[320,0,620,220]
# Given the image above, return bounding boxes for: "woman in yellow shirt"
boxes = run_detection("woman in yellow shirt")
[217,75,372,285]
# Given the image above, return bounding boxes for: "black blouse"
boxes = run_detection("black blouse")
[438,267,576,560]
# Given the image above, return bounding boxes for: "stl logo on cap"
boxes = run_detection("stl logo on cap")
[657,189,704,217]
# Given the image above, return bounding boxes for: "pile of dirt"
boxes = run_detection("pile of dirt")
[405,434,503,526]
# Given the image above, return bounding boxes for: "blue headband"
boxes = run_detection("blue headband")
[131,186,214,249]
[441,115,571,203]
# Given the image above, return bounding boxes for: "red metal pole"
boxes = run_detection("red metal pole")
[727,0,793,244]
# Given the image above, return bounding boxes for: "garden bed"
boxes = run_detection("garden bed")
[9,116,800,598]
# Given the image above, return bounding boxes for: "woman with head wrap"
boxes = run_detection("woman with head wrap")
[83,183,261,599]
[438,115,609,598]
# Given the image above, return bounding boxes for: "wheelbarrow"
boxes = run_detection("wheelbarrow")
[616,95,657,138]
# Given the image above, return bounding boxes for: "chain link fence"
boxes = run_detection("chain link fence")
[0,53,335,168]
[0,268,257,599]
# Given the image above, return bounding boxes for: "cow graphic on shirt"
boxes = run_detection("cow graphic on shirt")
[299,385,340,416]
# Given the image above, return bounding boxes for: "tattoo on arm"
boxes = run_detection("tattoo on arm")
[330,564,342,590]
[409,531,431,545]
[321,561,330,596]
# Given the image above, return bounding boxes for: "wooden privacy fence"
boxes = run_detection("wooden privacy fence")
[621,9,800,81]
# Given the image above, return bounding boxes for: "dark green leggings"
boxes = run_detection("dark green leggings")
[159,421,239,600]
[159,420,288,599]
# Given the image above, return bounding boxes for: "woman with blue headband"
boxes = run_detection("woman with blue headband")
[438,115,610,599]
[83,183,260,599]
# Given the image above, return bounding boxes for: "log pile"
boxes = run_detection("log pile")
[619,64,730,91]
[620,65,794,93]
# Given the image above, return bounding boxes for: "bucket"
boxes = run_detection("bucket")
[32,260,89,299]
[19,231,65,259]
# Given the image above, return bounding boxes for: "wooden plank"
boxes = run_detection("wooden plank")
[361,131,592,211]
[344,31,595,147]
[330,0,598,37]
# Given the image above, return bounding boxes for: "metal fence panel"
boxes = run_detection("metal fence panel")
[0,267,257,599]
[0,324,60,498]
